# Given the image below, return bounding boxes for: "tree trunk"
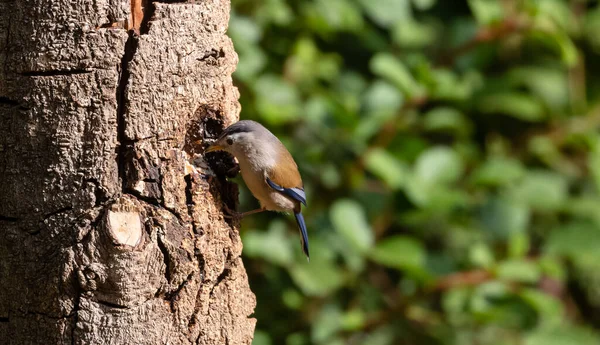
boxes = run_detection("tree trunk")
[0,1,256,344]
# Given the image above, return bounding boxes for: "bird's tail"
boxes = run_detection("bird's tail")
[294,212,310,261]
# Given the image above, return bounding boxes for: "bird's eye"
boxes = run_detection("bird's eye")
[226,138,233,145]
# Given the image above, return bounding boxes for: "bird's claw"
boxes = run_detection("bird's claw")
[222,203,242,220]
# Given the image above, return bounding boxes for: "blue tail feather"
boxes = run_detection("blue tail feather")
[294,212,310,260]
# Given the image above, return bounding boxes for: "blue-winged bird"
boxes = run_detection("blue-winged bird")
[205,120,309,260]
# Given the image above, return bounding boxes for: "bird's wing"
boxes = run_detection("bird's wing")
[265,148,305,206]
[266,177,307,206]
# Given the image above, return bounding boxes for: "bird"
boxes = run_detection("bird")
[204,120,309,260]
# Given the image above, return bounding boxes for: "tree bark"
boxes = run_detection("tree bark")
[0,1,256,344]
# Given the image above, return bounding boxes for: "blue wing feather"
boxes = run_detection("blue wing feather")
[266,177,307,206]
[266,177,310,260]
[294,212,310,260]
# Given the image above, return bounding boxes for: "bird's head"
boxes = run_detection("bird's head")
[205,120,276,158]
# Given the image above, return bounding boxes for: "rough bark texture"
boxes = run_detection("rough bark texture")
[0,1,256,344]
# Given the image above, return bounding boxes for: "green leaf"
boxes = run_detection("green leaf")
[480,197,530,239]
[289,257,345,296]
[258,0,293,25]
[364,148,408,190]
[528,30,579,67]
[330,199,374,253]
[304,0,364,33]
[282,289,304,310]
[507,66,569,111]
[355,81,404,142]
[429,68,478,101]
[252,330,272,345]
[508,232,530,258]
[242,220,294,266]
[357,326,395,345]
[471,156,525,187]
[370,236,427,272]
[254,75,301,124]
[357,0,411,28]
[411,0,436,10]
[509,171,568,211]
[414,146,464,185]
[533,0,575,31]
[423,107,472,137]
[320,163,342,189]
[519,288,563,327]
[362,80,404,116]
[370,53,425,99]
[545,222,600,264]
[442,287,471,326]
[468,0,504,24]
[469,281,511,314]
[589,136,600,194]
[341,309,366,331]
[405,182,468,210]
[469,242,495,268]
[234,44,267,82]
[584,8,600,51]
[229,13,263,43]
[495,259,542,284]
[476,92,546,122]
[312,304,342,343]
[526,326,600,345]
[392,19,437,48]
[286,333,309,345]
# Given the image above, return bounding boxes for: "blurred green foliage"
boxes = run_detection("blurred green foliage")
[228,0,600,344]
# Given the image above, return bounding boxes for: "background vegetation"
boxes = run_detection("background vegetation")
[226,0,600,344]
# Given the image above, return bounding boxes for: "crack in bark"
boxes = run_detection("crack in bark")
[156,233,172,283]
[198,48,225,62]
[18,69,93,77]
[156,234,196,313]
[155,165,187,222]
[95,299,129,309]
[0,215,19,222]
[124,190,186,226]
[116,0,157,186]
[85,178,109,207]
[13,308,71,321]
[124,190,159,207]
[0,316,8,322]
[166,273,193,313]
[116,33,138,194]
[43,206,74,220]
[187,287,202,331]
[184,174,198,234]
[139,0,156,35]
[209,267,230,299]
[2,20,10,78]
[96,21,127,30]
[0,96,19,106]
[188,264,231,342]
[71,285,81,345]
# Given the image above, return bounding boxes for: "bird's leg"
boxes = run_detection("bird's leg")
[222,203,265,219]
[240,208,266,217]
[222,203,238,219]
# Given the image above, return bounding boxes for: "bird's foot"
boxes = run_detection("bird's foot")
[222,203,243,220]
[222,204,266,220]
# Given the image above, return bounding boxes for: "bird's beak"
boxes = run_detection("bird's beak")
[204,144,223,153]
